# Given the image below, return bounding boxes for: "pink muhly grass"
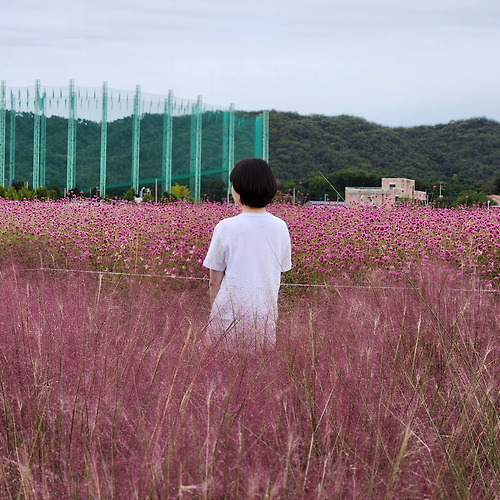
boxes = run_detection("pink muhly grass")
[0,261,498,498]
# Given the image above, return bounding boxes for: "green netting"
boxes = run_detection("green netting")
[0,81,269,199]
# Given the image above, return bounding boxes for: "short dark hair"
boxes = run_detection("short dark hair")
[230,158,278,207]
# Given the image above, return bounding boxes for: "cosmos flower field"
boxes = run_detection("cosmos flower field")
[0,198,499,498]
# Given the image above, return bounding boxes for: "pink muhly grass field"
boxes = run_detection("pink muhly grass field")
[0,199,499,497]
[0,263,498,498]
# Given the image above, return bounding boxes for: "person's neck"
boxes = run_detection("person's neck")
[241,205,267,214]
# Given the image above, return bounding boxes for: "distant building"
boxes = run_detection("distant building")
[345,178,426,207]
[488,194,500,207]
[305,200,346,208]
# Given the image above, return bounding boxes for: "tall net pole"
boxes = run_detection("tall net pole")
[100,81,108,197]
[66,79,77,192]
[0,81,6,187]
[254,114,263,158]
[190,95,202,201]
[9,91,15,187]
[262,110,269,162]
[222,110,229,184]
[252,111,269,161]
[40,91,47,187]
[162,89,173,194]
[222,103,235,199]
[32,80,41,190]
[131,85,141,194]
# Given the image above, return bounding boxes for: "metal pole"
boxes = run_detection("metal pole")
[0,81,6,187]
[33,80,41,190]
[254,114,262,158]
[40,94,47,187]
[131,85,141,194]
[9,90,15,186]
[190,95,202,201]
[100,81,108,197]
[222,103,235,201]
[262,109,269,162]
[229,104,235,173]
[66,79,76,192]
[162,89,173,194]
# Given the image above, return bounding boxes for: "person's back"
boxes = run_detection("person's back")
[203,158,291,349]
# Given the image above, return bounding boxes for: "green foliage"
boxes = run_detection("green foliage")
[494,172,500,194]
[49,185,63,200]
[141,193,154,203]
[170,183,191,200]
[453,190,490,207]
[204,179,227,202]
[0,183,60,201]
[18,183,34,201]
[161,190,173,202]
[35,186,50,199]
[6,186,18,200]
[123,186,136,201]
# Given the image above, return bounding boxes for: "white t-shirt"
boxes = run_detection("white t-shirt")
[203,212,292,347]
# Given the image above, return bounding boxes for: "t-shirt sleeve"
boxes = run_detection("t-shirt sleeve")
[281,227,292,272]
[203,224,227,271]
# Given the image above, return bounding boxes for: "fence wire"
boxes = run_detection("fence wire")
[22,265,500,293]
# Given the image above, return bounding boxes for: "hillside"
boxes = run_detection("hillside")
[269,112,500,185]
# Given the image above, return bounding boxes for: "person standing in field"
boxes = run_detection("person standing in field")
[203,158,292,349]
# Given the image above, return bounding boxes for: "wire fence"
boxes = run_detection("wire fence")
[22,265,500,293]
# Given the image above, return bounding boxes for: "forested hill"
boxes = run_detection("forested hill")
[269,111,500,188]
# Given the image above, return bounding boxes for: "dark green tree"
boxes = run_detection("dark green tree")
[205,179,227,202]
[35,186,50,199]
[123,186,136,201]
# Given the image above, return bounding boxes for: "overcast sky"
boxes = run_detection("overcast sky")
[1,0,499,127]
